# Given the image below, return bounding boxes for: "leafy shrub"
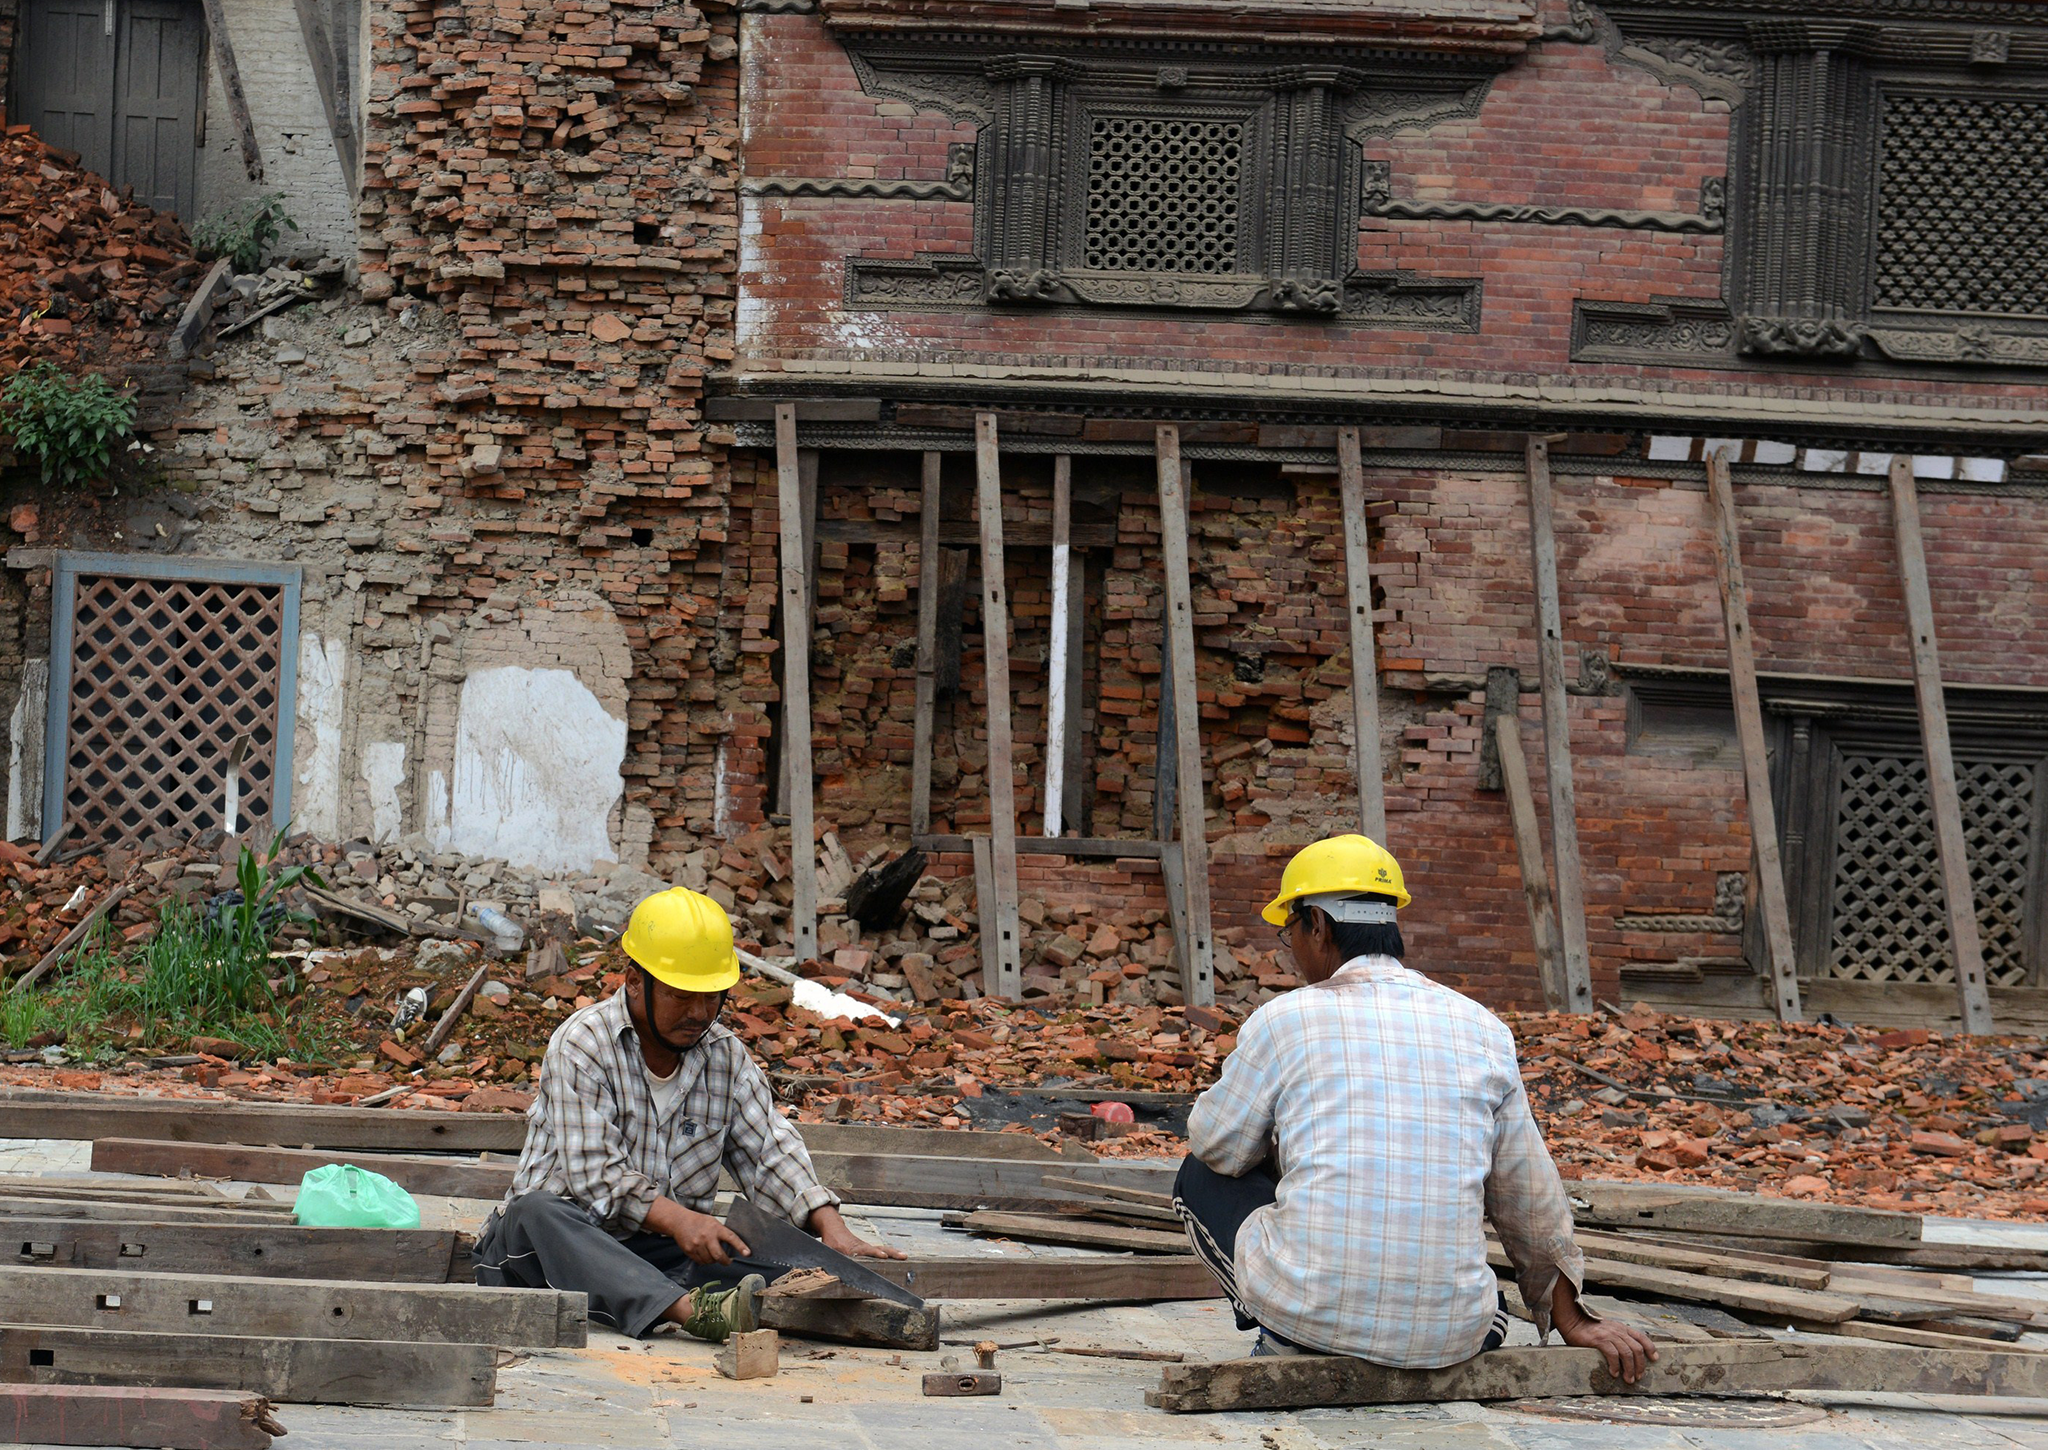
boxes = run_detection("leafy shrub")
[0,362,137,488]
[192,192,300,273]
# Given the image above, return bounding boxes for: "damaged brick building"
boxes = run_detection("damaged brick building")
[4,0,2048,1028]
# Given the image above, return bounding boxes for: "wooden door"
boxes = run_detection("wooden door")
[13,0,117,177]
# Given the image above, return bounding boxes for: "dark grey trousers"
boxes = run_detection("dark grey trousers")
[474,1191,794,1339]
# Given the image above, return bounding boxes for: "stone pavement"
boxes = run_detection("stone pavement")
[6,1137,2048,1449]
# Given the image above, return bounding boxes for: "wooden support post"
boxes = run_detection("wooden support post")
[1336,427,1387,842]
[911,451,943,837]
[1155,427,1216,1008]
[1044,455,1073,837]
[971,835,999,992]
[775,405,818,962]
[1493,713,1566,1010]
[1523,435,1593,1014]
[975,414,1023,998]
[1703,449,1804,1024]
[1063,551,1088,833]
[1887,455,1995,1035]
[197,0,265,182]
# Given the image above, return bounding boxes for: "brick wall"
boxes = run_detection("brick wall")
[732,9,2047,416]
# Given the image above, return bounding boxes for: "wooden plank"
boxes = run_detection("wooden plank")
[1062,550,1088,834]
[0,1266,584,1348]
[796,1122,1071,1162]
[1146,1339,2048,1413]
[1568,1182,1920,1246]
[1626,1230,2048,1273]
[957,1211,1189,1255]
[917,834,1162,861]
[0,1200,297,1226]
[872,1256,1221,1302]
[0,1324,494,1407]
[1523,435,1593,1013]
[972,835,1000,991]
[0,1184,291,1213]
[1045,453,1073,837]
[776,403,818,962]
[1830,1320,2048,1355]
[1494,712,1567,1009]
[1155,427,1216,1008]
[420,958,489,1059]
[1887,454,1995,1035]
[1703,448,1803,1023]
[91,1139,515,1201]
[0,1088,527,1153]
[169,258,233,360]
[0,1383,278,1449]
[5,1220,464,1283]
[911,450,943,837]
[757,1293,939,1350]
[1037,1176,1174,1210]
[1569,1230,1832,1289]
[1336,427,1386,841]
[975,413,1024,998]
[1559,1254,1860,1323]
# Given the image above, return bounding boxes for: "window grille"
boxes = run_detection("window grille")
[1874,94,2048,316]
[1083,116,1242,275]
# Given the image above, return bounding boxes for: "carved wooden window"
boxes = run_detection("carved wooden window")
[1083,116,1243,276]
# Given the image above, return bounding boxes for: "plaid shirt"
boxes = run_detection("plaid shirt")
[505,989,838,1233]
[1188,956,1583,1367]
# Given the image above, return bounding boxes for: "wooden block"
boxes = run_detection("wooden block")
[0,1266,585,1348]
[714,1328,778,1380]
[0,1324,495,1407]
[0,1382,280,1449]
[1146,1339,2048,1413]
[924,1369,1002,1396]
[757,1293,938,1350]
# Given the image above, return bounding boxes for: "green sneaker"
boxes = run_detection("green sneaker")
[678,1273,764,1344]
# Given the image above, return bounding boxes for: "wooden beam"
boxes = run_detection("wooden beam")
[168,259,233,361]
[955,1211,1189,1255]
[911,451,943,837]
[796,1121,1071,1162]
[1567,1230,1830,1289]
[0,1325,494,1408]
[1703,449,1803,1023]
[873,1256,1221,1302]
[975,412,1023,998]
[0,1383,279,1449]
[288,0,357,191]
[1887,455,1995,1035]
[0,1266,584,1348]
[0,1089,517,1153]
[1062,550,1088,833]
[1155,426,1216,1008]
[1566,1255,1859,1323]
[1146,1339,2048,1413]
[1493,712,1567,1009]
[757,1293,939,1350]
[91,1139,515,1201]
[1523,434,1593,1013]
[776,404,818,962]
[198,0,265,182]
[4,1220,464,1282]
[1568,1181,1920,1247]
[915,835,1164,861]
[1044,453,1073,837]
[1336,427,1386,841]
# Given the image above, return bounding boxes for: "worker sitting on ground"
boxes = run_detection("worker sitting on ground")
[475,886,903,1341]
[1174,834,1657,1381]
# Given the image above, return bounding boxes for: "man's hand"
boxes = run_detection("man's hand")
[1551,1276,1657,1383]
[811,1204,909,1261]
[645,1197,751,1265]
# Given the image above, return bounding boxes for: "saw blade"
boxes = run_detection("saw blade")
[724,1196,924,1308]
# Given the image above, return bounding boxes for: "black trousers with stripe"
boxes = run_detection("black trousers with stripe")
[1171,1154,1509,1355]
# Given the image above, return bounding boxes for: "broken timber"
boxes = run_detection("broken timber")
[757,1292,939,1350]
[1336,426,1387,841]
[0,1325,495,1408]
[1146,1340,2048,1412]
[975,413,1024,998]
[1493,711,1568,1009]
[1886,454,1996,1035]
[0,1266,585,1348]
[1522,434,1593,1013]
[1703,448,1803,1023]
[1155,425,1216,1007]
[0,1383,281,1450]
[776,403,819,962]
[5,1220,468,1282]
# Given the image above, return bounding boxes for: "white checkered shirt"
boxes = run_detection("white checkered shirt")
[505,989,838,1233]
[1188,956,1584,1366]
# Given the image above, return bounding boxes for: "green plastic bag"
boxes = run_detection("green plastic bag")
[294,1163,422,1229]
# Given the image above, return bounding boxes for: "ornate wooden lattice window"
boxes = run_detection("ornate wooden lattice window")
[43,553,302,848]
[838,38,1500,325]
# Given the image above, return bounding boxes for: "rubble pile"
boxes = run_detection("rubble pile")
[1517,1003,2048,1218]
[0,123,198,383]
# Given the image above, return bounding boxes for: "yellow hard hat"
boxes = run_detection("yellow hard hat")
[620,887,741,992]
[1262,834,1411,925]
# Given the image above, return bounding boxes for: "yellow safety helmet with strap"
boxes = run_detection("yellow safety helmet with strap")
[1261,834,1411,925]
[620,887,741,993]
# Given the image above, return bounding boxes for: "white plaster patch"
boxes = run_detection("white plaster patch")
[6,658,48,843]
[427,770,450,848]
[294,634,347,840]
[445,667,626,871]
[360,741,407,845]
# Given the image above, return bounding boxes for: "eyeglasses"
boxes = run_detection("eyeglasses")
[1278,913,1301,950]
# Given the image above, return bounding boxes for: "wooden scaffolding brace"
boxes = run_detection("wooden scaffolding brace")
[1336,428,1388,842]
[774,405,819,961]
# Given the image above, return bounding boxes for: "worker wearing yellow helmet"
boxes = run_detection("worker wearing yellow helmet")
[1171,835,1657,1382]
[476,887,902,1343]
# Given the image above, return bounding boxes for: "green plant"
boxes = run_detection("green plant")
[192,192,300,273]
[0,362,137,488]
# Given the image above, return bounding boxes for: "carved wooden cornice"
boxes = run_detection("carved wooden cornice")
[818,0,1539,54]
